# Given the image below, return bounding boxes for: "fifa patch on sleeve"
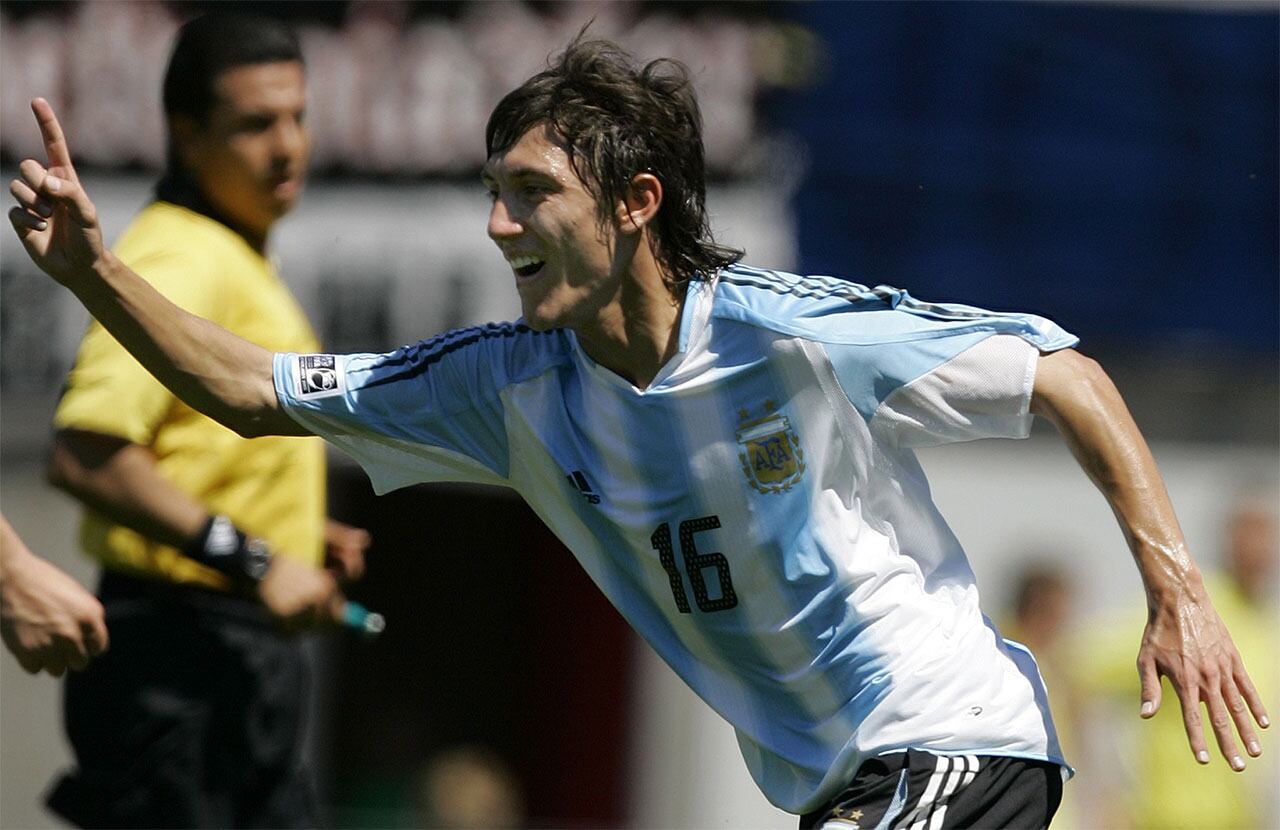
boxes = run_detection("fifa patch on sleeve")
[294,354,346,400]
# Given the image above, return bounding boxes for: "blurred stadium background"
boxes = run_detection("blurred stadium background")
[0,1,1275,828]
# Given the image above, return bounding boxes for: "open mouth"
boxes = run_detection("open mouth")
[508,255,545,278]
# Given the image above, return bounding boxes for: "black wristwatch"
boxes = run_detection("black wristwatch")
[183,515,273,588]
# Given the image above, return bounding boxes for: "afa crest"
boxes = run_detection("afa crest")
[736,401,805,494]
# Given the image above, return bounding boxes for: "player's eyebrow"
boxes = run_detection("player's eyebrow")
[480,164,559,188]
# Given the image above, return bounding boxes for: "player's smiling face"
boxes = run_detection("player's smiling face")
[482,123,623,332]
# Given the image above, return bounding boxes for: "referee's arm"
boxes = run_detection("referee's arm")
[1030,347,1269,772]
[9,98,301,439]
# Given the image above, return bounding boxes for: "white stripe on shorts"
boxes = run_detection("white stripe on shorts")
[926,755,972,830]
[895,755,950,830]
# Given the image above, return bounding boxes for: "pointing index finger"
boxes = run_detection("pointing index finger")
[30,97,75,173]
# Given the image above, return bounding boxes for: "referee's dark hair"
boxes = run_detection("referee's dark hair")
[162,13,304,172]
[486,31,744,296]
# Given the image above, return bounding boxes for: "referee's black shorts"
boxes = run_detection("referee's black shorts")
[801,749,1063,830]
[46,571,317,829]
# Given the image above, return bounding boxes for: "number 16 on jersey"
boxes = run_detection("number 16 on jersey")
[651,515,738,613]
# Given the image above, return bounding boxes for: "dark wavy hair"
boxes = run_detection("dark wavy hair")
[485,35,743,294]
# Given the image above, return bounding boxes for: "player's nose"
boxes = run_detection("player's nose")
[487,196,522,242]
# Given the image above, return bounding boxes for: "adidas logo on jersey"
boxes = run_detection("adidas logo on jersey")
[566,470,601,504]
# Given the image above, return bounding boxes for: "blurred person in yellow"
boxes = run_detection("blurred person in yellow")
[1001,562,1083,829]
[38,13,370,828]
[1082,497,1278,828]
[0,514,108,677]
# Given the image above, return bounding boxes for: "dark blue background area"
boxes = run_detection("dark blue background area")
[768,2,1278,354]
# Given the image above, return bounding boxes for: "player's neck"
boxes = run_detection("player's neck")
[575,258,686,390]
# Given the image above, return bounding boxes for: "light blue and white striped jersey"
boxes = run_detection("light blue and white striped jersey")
[275,264,1078,813]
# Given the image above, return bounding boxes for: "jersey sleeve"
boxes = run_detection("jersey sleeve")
[868,334,1041,447]
[53,249,223,444]
[811,290,1078,448]
[273,324,554,494]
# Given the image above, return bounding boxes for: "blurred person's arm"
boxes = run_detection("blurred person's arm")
[9,99,298,440]
[1031,348,1269,771]
[0,514,108,676]
[47,430,349,631]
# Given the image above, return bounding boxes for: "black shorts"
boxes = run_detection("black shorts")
[800,749,1063,830]
[46,571,317,829]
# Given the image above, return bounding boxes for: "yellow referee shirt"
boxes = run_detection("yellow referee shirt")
[1079,575,1277,828]
[54,201,326,589]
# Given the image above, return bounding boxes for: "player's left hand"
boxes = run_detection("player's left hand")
[324,519,371,582]
[1137,586,1269,771]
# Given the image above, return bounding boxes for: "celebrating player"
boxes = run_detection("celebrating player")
[8,34,1268,828]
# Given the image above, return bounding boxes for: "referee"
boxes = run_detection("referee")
[39,14,368,828]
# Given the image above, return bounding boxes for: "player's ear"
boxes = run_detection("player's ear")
[617,172,662,233]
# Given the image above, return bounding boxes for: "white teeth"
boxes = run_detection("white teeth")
[507,255,544,271]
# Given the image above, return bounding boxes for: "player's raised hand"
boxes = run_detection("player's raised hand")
[1137,590,1269,771]
[8,98,105,285]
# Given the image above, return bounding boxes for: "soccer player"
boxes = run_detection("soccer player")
[22,14,369,828]
[0,514,108,676]
[8,36,1269,828]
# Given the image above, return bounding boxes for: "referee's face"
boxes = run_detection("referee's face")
[176,60,310,242]
[483,123,624,332]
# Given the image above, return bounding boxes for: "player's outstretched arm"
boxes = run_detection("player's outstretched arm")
[1030,348,1269,771]
[7,98,301,438]
[0,514,108,676]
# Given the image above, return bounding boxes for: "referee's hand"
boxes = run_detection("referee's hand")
[255,555,346,630]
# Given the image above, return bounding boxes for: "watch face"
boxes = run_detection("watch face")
[244,540,273,582]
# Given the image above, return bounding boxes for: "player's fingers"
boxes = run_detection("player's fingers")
[1204,685,1246,771]
[1176,679,1211,764]
[1233,659,1271,731]
[1223,676,1262,759]
[17,158,49,192]
[45,175,95,227]
[1137,654,1162,718]
[9,177,52,217]
[9,205,48,235]
[31,97,77,173]
[17,158,95,227]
